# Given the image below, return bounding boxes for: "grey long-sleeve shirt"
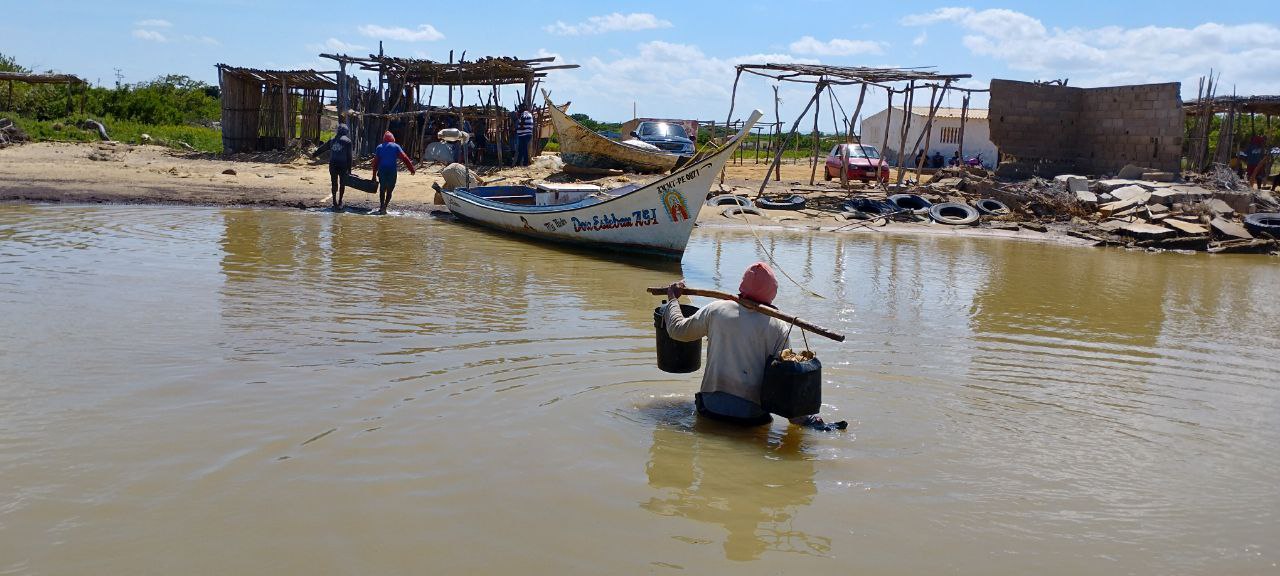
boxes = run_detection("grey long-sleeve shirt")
[663,299,791,404]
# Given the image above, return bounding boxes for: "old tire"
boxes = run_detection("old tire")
[975,198,1011,215]
[1243,212,1280,238]
[929,202,980,225]
[757,195,807,210]
[707,194,753,208]
[722,206,766,218]
[888,193,932,212]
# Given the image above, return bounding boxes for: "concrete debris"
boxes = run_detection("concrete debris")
[1210,217,1253,240]
[1203,198,1236,217]
[1075,190,1098,204]
[1116,164,1153,180]
[1111,185,1150,202]
[1164,219,1209,235]
[1119,222,1175,239]
[1207,239,1276,254]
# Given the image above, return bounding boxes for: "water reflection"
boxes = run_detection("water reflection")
[642,416,827,562]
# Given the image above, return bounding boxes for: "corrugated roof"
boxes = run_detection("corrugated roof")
[908,106,988,119]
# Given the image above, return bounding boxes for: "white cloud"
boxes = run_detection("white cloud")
[912,31,928,47]
[788,36,885,56]
[132,29,168,42]
[135,19,171,28]
[308,37,366,53]
[544,13,672,36]
[545,40,822,120]
[357,24,444,42]
[901,7,1280,94]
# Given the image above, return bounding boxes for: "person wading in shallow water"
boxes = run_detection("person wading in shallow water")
[311,123,353,209]
[662,262,841,430]
[372,131,415,215]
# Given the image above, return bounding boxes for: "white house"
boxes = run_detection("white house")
[859,107,997,168]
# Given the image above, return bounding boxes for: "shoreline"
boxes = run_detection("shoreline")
[0,140,1235,252]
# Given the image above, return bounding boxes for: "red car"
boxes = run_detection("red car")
[823,143,889,183]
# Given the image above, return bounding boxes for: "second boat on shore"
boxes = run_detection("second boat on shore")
[543,90,681,174]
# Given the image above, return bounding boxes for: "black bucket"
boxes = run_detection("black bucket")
[760,354,822,418]
[654,304,701,373]
[342,173,378,193]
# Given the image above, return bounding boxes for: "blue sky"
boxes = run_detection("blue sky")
[5,1,1279,125]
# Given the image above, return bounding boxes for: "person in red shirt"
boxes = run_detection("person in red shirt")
[372,131,415,214]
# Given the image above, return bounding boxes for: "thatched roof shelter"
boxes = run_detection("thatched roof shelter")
[1185,95,1280,117]
[726,63,977,190]
[216,65,338,153]
[0,71,89,85]
[318,51,578,164]
[736,64,971,86]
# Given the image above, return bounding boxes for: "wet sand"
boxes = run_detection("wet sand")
[0,141,1088,246]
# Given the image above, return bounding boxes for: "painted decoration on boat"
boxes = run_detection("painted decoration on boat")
[661,188,690,223]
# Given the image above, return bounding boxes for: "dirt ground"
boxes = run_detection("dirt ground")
[0,141,1085,246]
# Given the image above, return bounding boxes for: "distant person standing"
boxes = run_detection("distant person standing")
[372,131,415,215]
[1245,136,1265,188]
[311,123,353,210]
[514,104,535,166]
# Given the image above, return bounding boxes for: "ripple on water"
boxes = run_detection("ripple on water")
[1,205,1277,574]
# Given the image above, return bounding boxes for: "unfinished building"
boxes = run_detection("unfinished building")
[988,79,1184,177]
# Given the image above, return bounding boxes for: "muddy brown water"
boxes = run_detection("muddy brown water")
[1,204,1277,574]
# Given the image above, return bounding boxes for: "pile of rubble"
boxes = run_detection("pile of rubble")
[918,163,1280,254]
[0,118,28,149]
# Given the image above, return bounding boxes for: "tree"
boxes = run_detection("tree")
[0,52,28,74]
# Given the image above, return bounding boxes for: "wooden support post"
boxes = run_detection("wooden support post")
[337,62,348,121]
[847,83,867,143]
[958,93,970,163]
[757,82,824,199]
[809,82,822,185]
[913,84,944,183]
[773,85,782,181]
[65,82,72,116]
[281,78,288,146]
[894,82,916,185]
[879,88,895,190]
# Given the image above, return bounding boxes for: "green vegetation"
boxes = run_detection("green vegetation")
[1185,114,1280,165]
[1,53,221,152]
[9,115,221,152]
[569,113,621,134]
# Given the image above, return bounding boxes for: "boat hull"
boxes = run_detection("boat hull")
[442,110,764,258]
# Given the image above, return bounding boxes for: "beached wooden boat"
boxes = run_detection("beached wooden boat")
[543,90,679,174]
[441,110,763,257]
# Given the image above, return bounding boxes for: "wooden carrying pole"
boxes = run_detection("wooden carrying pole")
[646,287,845,342]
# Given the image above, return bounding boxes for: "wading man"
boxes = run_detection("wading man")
[372,131,415,215]
[662,262,840,430]
[312,123,353,209]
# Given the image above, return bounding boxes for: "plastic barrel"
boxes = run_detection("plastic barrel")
[654,304,701,373]
[760,355,822,418]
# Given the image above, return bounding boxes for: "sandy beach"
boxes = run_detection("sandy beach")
[0,140,1087,246]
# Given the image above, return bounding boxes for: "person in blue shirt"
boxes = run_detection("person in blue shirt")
[513,105,535,166]
[372,131,415,214]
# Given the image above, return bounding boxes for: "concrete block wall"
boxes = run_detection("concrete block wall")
[989,79,1081,162]
[1077,83,1183,174]
[989,79,1185,175]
